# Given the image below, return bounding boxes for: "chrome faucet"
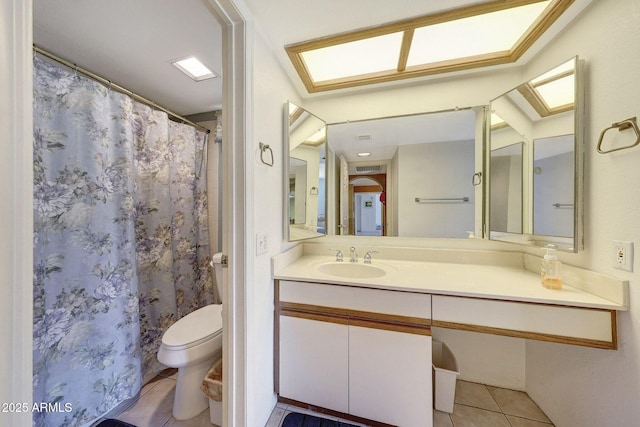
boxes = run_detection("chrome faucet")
[329,248,343,262]
[363,250,379,264]
[349,246,358,263]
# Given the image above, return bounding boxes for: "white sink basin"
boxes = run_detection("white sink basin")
[317,262,387,279]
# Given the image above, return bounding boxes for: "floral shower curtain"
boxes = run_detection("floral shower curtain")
[32,56,213,427]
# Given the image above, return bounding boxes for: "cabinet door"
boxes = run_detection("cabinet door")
[279,315,349,413]
[349,325,433,427]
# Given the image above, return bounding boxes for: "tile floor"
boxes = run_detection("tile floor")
[102,374,552,427]
[266,380,553,427]
[106,369,217,427]
[437,380,553,427]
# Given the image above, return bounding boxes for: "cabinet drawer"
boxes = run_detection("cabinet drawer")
[432,295,616,349]
[279,280,431,319]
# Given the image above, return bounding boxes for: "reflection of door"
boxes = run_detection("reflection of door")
[355,193,382,236]
[339,156,350,235]
[348,174,386,236]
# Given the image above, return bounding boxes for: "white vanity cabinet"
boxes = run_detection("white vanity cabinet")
[432,295,617,349]
[349,325,432,426]
[279,315,349,413]
[276,280,433,427]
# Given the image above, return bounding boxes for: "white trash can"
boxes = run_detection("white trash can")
[432,340,460,413]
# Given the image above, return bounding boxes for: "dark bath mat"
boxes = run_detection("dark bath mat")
[94,419,137,427]
[282,412,360,427]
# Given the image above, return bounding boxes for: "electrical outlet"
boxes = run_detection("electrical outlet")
[613,240,633,272]
[256,232,268,255]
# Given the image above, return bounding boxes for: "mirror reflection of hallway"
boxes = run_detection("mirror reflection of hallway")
[355,193,382,236]
[350,176,385,236]
[327,108,478,239]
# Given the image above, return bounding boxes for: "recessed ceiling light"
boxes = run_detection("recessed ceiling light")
[171,56,217,82]
[358,152,371,157]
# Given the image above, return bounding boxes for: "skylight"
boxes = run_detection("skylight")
[171,56,217,82]
[301,32,404,82]
[406,2,549,66]
[286,0,575,93]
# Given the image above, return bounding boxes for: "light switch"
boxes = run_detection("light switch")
[256,232,268,255]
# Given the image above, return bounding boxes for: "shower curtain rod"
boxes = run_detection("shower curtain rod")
[33,45,211,134]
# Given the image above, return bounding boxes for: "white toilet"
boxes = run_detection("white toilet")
[157,252,224,420]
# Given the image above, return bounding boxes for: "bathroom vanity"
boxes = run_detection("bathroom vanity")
[276,280,432,426]
[272,244,628,427]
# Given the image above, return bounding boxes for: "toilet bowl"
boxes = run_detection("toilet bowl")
[157,252,224,420]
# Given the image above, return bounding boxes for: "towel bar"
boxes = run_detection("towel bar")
[415,197,469,203]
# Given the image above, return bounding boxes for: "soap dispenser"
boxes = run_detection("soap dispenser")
[541,244,562,290]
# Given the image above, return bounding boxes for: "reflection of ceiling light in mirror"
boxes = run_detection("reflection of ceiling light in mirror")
[535,74,574,108]
[357,152,371,157]
[531,59,574,84]
[529,57,575,109]
[307,128,326,143]
[491,113,505,126]
[171,57,217,81]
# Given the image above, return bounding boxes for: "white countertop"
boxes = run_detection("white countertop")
[273,254,627,311]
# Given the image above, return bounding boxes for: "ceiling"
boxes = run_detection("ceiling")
[33,0,223,116]
[33,0,589,117]
[33,0,498,117]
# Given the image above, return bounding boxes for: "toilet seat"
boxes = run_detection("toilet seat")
[162,304,223,350]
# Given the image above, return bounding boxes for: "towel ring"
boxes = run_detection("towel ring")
[597,117,640,154]
[259,142,274,166]
[472,172,482,186]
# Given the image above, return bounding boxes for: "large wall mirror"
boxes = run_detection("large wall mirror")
[325,108,485,238]
[488,56,583,251]
[284,101,327,241]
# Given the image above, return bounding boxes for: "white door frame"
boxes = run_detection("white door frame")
[203,1,251,425]
[1,1,34,426]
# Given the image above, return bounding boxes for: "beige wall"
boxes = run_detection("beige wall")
[246,26,303,427]
[523,0,640,425]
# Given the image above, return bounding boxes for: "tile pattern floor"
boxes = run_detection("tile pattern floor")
[266,380,553,427]
[441,380,553,427]
[105,369,217,427]
[101,374,552,427]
